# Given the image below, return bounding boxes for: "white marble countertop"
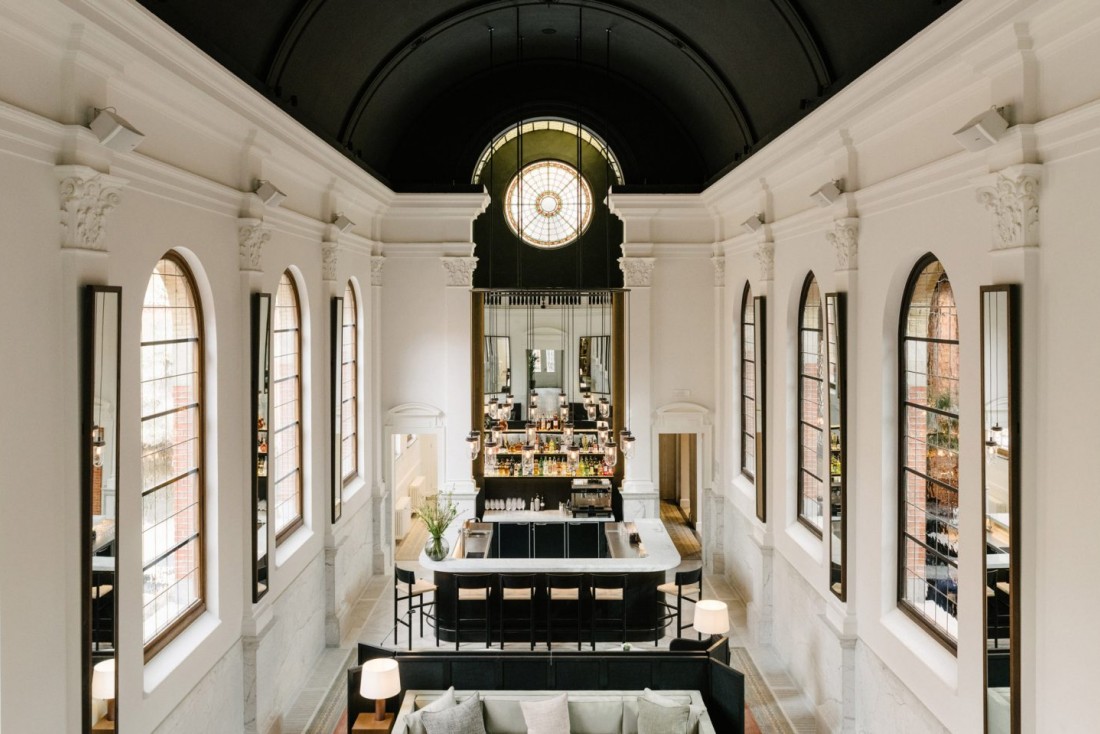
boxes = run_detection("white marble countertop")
[420,518,680,573]
[481,509,607,523]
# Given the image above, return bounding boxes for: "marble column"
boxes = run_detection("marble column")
[440,256,479,524]
[618,257,658,519]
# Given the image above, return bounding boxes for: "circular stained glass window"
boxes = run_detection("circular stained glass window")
[504,160,593,249]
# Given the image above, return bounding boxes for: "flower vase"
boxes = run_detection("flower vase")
[425,534,450,561]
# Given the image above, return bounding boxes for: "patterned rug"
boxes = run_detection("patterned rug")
[730,647,795,733]
[661,500,702,561]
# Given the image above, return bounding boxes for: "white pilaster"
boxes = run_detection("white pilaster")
[441,256,478,497]
[618,256,657,518]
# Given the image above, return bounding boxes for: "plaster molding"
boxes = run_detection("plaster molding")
[237,217,270,272]
[827,217,860,271]
[754,238,775,282]
[976,165,1042,249]
[618,257,656,287]
[321,240,338,281]
[712,256,726,287]
[371,256,385,286]
[56,165,126,251]
[440,256,477,287]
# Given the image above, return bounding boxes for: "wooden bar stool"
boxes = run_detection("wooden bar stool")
[454,574,493,650]
[498,573,537,650]
[546,573,584,650]
[588,574,627,649]
[394,567,436,650]
[657,567,702,642]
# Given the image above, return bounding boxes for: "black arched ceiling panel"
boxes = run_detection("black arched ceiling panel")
[136,0,961,191]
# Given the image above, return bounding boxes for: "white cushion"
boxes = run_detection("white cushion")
[521,692,569,734]
[458,587,491,600]
[404,687,457,734]
[548,588,579,600]
[636,697,689,734]
[422,693,486,734]
[400,579,438,596]
[592,587,623,601]
[502,587,533,600]
[656,582,700,597]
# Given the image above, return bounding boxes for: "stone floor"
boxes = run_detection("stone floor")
[285,558,817,733]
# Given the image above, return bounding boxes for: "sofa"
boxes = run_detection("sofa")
[348,641,744,734]
[394,690,716,734]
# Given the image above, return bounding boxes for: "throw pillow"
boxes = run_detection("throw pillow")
[520,692,570,734]
[404,687,457,734]
[642,688,704,728]
[637,693,690,734]
[422,692,486,734]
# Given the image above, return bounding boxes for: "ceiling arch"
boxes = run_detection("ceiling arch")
[136,0,961,190]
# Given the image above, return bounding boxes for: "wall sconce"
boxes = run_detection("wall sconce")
[92,658,116,722]
[810,180,842,207]
[466,431,480,460]
[91,425,106,468]
[359,658,401,728]
[88,108,145,152]
[741,213,764,233]
[254,179,286,208]
[333,213,355,233]
[953,107,1009,152]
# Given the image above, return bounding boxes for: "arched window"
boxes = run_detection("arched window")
[273,271,303,540]
[341,281,358,483]
[141,253,204,656]
[899,255,959,645]
[740,284,756,478]
[797,274,825,534]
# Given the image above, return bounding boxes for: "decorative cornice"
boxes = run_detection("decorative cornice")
[441,256,477,287]
[56,165,126,252]
[618,257,656,287]
[754,239,775,282]
[712,256,726,287]
[321,240,338,281]
[826,217,860,271]
[371,256,385,286]
[976,166,1041,249]
[237,217,270,272]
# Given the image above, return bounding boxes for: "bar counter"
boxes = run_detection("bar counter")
[420,519,680,643]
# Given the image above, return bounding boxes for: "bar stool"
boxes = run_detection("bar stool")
[394,567,436,650]
[498,573,537,650]
[546,573,584,650]
[588,574,627,650]
[454,574,493,651]
[657,566,702,642]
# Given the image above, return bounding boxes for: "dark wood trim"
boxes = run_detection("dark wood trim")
[739,283,755,480]
[275,271,304,543]
[796,273,824,535]
[754,296,767,523]
[612,291,625,483]
[143,601,207,663]
[331,296,344,524]
[826,292,848,602]
[251,292,272,603]
[472,292,485,483]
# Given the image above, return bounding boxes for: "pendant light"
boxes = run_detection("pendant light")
[466,431,481,460]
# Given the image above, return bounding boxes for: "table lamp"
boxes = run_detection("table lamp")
[92,658,116,722]
[693,600,730,639]
[359,658,401,727]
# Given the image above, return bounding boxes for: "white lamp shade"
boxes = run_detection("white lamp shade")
[359,658,401,700]
[693,600,730,636]
[92,658,116,700]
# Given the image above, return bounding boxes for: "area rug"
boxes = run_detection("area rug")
[730,646,795,733]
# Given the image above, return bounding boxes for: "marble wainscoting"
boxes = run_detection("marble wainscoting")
[855,643,950,734]
[154,643,245,734]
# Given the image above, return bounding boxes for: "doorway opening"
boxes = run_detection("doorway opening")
[392,432,440,562]
[658,433,702,560]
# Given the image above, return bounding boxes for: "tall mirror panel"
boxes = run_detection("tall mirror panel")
[825,293,847,600]
[82,285,121,732]
[251,293,272,602]
[981,285,1019,734]
[754,296,768,522]
[330,296,344,523]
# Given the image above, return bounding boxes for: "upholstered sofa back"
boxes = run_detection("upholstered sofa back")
[394,690,716,734]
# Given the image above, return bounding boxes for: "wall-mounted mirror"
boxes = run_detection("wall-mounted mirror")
[754,296,767,522]
[82,285,121,732]
[981,285,1019,734]
[251,293,271,602]
[527,348,564,389]
[484,335,510,394]
[331,296,344,523]
[825,293,847,600]
[579,335,611,394]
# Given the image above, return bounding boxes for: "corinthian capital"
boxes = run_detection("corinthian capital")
[56,165,126,251]
[618,257,655,287]
[238,218,270,272]
[826,217,859,271]
[976,166,1041,249]
[441,256,478,287]
[371,256,385,286]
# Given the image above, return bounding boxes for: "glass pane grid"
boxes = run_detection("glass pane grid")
[799,278,823,526]
[505,160,593,249]
[273,274,302,533]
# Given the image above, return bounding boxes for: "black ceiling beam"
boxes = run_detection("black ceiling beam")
[768,0,833,91]
[265,0,329,93]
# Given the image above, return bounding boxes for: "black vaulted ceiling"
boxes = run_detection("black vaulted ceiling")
[138,0,960,191]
